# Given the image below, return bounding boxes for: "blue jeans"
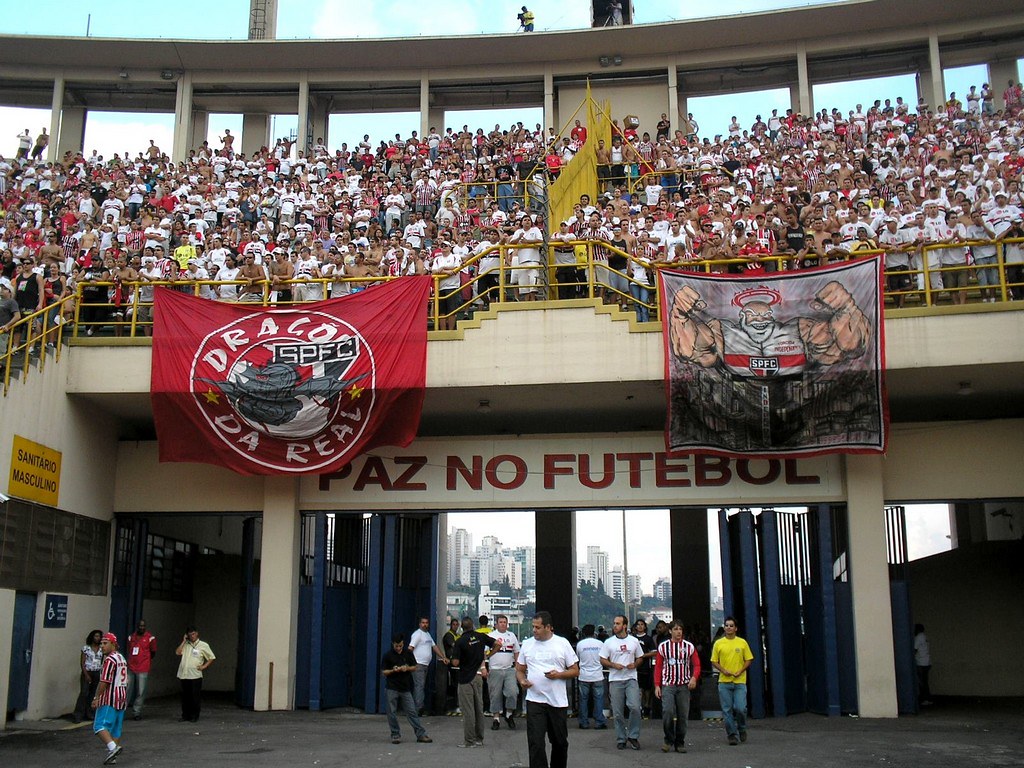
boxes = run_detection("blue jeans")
[630,282,650,322]
[386,688,427,740]
[578,679,606,727]
[660,684,691,746]
[609,678,641,743]
[718,682,747,738]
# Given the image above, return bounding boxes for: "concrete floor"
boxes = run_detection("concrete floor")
[1,695,1022,768]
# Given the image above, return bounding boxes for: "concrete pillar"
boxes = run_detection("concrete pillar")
[927,32,945,114]
[191,110,209,154]
[667,65,679,134]
[310,96,331,151]
[242,113,271,157]
[544,68,555,134]
[988,59,1022,110]
[796,42,813,116]
[171,71,194,163]
[669,508,710,638]
[248,0,279,39]
[296,73,311,157]
[47,77,64,163]
[56,107,85,159]
[419,75,430,141]
[535,510,577,634]
[845,455,898,718]
[254,476,300,711]
[427,107,445,138]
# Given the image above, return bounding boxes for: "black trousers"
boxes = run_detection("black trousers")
[526,700,569,768]
[180,677,203,720]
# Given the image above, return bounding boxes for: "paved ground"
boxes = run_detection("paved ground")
[2,695,1022,768]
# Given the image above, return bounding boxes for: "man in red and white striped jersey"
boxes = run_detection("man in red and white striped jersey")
[654,621,701,754]
[91,632,128,764]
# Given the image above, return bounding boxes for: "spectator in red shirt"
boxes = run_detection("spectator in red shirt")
[126,619,157,721]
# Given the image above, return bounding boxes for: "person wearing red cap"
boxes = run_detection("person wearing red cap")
[92,632,128,765]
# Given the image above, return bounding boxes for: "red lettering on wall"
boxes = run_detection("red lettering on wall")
[616,453,653,488]
[736,459,781,485]
[784,460,820,485]
[485,455,528,490]
[317,464,352,491]
[392,456,428,491]
[352,456,393,491]
[578,453,616,489]
[447,455,483,491]
[543,454,575,490]
[694,454,731,486]
[655,453,692,487]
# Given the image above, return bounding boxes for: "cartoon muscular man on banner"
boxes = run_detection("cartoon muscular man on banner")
[666,279,876,452]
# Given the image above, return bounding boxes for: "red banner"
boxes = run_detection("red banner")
[151,277,431,475]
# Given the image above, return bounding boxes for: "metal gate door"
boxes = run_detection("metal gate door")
[886,505,917,714]
[6,592,36,713]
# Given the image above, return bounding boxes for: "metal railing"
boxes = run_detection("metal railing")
[2,237,1022,392]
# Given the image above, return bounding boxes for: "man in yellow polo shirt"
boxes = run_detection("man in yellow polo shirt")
[710,616,753,746]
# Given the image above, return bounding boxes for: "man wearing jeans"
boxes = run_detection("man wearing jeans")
[451,616,498,748]
[126,619,157,720]
[711,616,754,746]
[380,633,432,745]
[408,617,448,715]
[600,614,644,750]
[654,621,701,753]
[575,624,607,729]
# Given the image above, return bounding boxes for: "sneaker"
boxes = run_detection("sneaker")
[578,723,590,729]
[627,738,640,750]
[456,742,481,748]
[104,746,123,764]
[675,745,687,753]
[739,731,747,743]
[616,742,626,749]
[391,736,401,744]
[506,714,516,730]
[595,723,607,730]
[728,734,739,746]
[133,714,141,721]
[661,744,672,753]
[416,736,432,743]
[491,720,501,730]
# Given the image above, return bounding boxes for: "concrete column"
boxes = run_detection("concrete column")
[845,455,898,718]
[544,68,555,134]
[669,508,710,638]
[242,113,271,157]
[191,110,209,153]
[171,71,194,163]
[56,107,85,159]
[47,76,64,163]
[254,476,301,711]
[296,73,311,156]
[535,510,577,634]
[796,42,813,116]
[249,0,279,39]
[426,106,445,138]
[310,96,331,151]
[988,59,1022,110]
[927,32,945,114]
[667,65,679,134]
[419,75,430,141]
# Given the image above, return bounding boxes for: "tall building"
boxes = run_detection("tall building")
[652,577,672,602]
[448,527,473,584]
[586,546,609,592]
[513,546,536,588]
[609,568,642,604]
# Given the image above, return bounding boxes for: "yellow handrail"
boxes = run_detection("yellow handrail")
[1,293,76,396]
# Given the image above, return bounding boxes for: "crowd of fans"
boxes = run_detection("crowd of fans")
[1,77,1023,346]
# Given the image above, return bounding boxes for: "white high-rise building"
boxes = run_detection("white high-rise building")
[514,546,536,588]
[652,577,672,602]
[609,568,642,604]
[448,527,473,583]
[586,546,609,593]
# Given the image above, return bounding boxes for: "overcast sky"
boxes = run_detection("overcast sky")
[1,2,1015,159]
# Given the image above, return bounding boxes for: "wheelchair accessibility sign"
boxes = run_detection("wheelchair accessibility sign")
[43,594,68,629]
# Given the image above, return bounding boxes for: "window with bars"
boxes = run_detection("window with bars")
[144,534,197,602]
[0,499,110,595]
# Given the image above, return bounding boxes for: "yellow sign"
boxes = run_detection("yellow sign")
[9,435,61,507]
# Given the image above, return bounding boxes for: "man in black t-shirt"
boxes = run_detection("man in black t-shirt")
[381,633,432,745]
[451,617,499,747]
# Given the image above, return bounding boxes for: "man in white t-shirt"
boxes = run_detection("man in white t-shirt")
[515,611,579,768]
[600,614,644,750]
[575,623,608,729]
[408,617,449,715]
[486,614,521,730]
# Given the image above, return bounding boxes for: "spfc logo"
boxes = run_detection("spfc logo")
[190,309,375,472]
